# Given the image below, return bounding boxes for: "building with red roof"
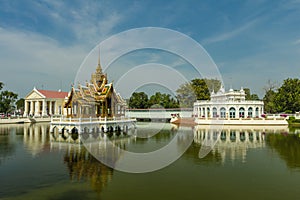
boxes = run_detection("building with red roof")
[24,87,69,117]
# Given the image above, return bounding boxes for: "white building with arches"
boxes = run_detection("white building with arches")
[192,86,287,125]
[193,86,263,119]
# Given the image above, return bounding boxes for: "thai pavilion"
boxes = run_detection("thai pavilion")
[64,57,127,118]
[193,86,264,119]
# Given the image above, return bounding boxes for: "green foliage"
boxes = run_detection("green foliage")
[176,78,222,107]
[16,98,25,110]
[175,82,197,108]
[263,78,300,113]
[263,89,277,113]
[0,82,18,114]
[148,92,179,109]
[244,88,259,100]
[129,92,149,109]
[191,79,210,100]
[128,92,179,109]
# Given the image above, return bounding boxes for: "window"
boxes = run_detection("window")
[229,107,236,118]
[212,107,217,118]
[239,107,245,118]
[248,107,253,118]
[220,107,226,118]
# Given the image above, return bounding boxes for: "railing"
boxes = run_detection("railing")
[51,116,136,123]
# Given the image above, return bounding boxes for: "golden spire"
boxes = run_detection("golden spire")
[96,47,102,74]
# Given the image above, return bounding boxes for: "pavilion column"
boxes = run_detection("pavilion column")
[34,101,39,116]
[29,101,34,116]
[49,101,53,115]
[53,101,56,115]
[24,100,28,117]
[42,100,46,116]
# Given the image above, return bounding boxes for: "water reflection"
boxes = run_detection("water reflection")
[50,142,114,194]
[23,123,50,157]
[267,133,300,170]
[193,125,289,164]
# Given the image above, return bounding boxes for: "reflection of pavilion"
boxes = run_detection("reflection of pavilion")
[193,125,288,163]
[50,128,136,169]
[23,123,50,157]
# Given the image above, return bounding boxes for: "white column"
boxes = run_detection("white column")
[34,101,39,116]
[42,100,46,116]
[29,101,34,116]
[24,100,28,117]
[49,101,53,115]
[53,101,56,115]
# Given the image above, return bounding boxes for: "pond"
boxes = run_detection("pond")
[0,122,300,200]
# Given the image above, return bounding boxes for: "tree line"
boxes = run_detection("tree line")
[0,82,24,115]
[263,78,300,114]
[128,78,261,109]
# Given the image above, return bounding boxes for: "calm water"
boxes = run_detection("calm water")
[0,122,300,200]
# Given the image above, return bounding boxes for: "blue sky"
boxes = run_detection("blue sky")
[0,0,300,98]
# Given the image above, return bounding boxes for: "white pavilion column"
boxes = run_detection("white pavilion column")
[42,100,46,116]
[34,101,39,116]
[49,101,53,115]
[29,101,34,116]
[53,101,56,115]
[24,100,29,117]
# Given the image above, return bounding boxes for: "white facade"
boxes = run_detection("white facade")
[193,86,264,119]
[24,88,68,117]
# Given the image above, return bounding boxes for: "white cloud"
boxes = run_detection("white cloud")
[202,19,260,45]
[0,27,87,97]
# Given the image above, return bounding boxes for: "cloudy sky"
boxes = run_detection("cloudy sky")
[1,0,300,99]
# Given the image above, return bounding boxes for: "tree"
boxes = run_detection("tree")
[16,98,25,110]
[263,89,277,113]
[204,78,222,93]
[263,78,300,113]
[148,92,179,108]
[128,92,149,109]
[176,82,197,108]
[263,80,279,113]
[0,90,18,114]
[191,79,210,100]
[273,78,300,113]
[244,88,260,100]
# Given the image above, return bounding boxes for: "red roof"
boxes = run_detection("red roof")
[37,90,68,98]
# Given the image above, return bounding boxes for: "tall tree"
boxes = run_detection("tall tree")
[274,78,300,113]
[16,98,25,110]
[191,79,210,100]
[176,78,222,108]
[0,91,18,114]
[148,92,179,108]
[204,78,222,93]
[128,92,149,109]
[176,82,197,108]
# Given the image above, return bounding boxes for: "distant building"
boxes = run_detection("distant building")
[193,86,264,119]
[24,88,68,117]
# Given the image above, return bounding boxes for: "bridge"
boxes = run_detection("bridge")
[125,108,193,121]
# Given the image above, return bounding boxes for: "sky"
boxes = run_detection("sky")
[1,0,300,99]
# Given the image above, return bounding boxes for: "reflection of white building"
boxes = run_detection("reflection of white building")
[193,86,287,125]
[194,86,264,119]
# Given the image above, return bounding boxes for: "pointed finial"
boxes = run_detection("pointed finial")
[96,47,102,73]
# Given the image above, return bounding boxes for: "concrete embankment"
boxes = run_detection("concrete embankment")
[0,117,51,124]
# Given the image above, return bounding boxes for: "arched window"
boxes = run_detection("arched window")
[212,107,217,118]
[229,107,236,118]
[248,107,253,118]
[207,107,210,118]
[239,107,245,118]
[255,107,259,117]
[220,107,226,118]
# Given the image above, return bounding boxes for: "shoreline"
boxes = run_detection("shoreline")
[0,117,51,124]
